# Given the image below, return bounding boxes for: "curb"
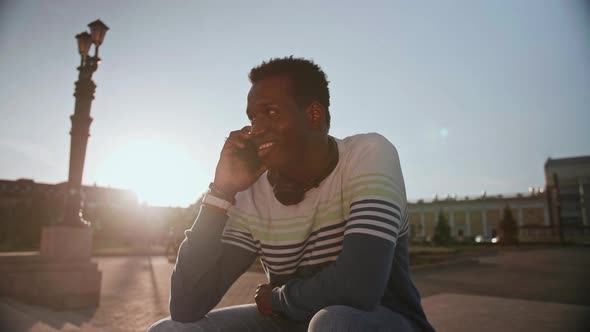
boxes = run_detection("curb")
[0,251,168,258]
[410,258,480,273]
[92,252,166,257]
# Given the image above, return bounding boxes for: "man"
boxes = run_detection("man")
[149,57,434,331]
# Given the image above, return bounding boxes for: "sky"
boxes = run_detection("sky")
[1,1,589,207]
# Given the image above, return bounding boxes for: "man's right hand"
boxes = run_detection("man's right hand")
[213,126,267,197]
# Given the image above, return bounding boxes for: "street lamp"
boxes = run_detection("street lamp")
[63,19,109,227]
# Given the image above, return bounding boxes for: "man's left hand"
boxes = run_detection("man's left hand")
[255,283,274,316]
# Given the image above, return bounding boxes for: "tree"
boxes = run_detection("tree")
[433,210,451,245]
[499,205,519,245]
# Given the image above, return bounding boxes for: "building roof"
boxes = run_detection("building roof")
[545,156,590,168]
[0,179,137,204]
[408,191,545,205]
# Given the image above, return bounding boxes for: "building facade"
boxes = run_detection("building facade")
[0,179,138,249]
[2,154,588,246]
[0,178,199,250]
[407,155,590,244]
[545,156,590,242]
[407,191,553,243]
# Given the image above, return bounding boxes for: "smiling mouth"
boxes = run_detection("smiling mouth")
[257,142,275,157]
[258,142,274,150]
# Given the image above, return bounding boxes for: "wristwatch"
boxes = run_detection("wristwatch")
[202,192,233,211]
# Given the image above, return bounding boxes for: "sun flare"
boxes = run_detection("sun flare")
[94,139,203,207]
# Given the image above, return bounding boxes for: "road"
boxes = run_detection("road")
[1,246,589,331]
[414,247,590,306]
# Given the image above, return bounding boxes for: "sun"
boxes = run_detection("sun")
[93,139,204,207]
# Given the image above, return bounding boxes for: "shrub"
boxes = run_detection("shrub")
[499,205,519,245]
[433,211,452,245]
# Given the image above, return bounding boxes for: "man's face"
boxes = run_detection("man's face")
[246,74,307,172]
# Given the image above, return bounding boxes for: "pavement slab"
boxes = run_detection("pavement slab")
[422,293,590,332]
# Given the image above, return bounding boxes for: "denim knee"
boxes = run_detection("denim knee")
[309,305,364,332]
[147,317,186,332]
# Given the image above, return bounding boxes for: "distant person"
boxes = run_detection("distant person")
[165,224,185,263]
[149,57,434,331]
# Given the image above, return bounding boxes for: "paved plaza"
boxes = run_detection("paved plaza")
[1,247,589,331]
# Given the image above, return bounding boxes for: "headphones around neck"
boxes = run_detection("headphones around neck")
[269,137,339,206]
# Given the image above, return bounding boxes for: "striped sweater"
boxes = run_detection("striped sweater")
[170,133,434,330]
[223,133,408,274]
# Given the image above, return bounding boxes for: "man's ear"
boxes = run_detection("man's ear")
[306,102,325,129]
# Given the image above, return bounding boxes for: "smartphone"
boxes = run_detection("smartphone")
[235,139,261,172]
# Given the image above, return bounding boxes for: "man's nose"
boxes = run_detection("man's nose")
[250,119,268,137]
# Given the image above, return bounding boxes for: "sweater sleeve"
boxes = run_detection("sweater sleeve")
[169,204,258,322]
[270,133,408,321]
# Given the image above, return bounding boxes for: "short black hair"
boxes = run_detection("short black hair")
[249,56,331,129]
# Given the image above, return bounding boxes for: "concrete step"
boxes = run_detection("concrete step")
[0,297,103,332]
[0,298,61,332]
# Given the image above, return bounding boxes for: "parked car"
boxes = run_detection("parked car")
[474,235,498,244]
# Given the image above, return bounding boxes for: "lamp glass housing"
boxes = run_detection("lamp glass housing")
[76,32,92,56]
[88,20,109,46]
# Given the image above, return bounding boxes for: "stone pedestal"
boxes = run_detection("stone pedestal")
[41,226,93,261]
[0,226,102,310]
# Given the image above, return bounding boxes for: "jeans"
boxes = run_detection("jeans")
[148,304,421,332]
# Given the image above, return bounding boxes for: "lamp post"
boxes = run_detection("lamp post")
[63,20,109,227]
[26,21,109,309]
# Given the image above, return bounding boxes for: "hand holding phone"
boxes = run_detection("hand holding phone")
[213,126,267,197]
